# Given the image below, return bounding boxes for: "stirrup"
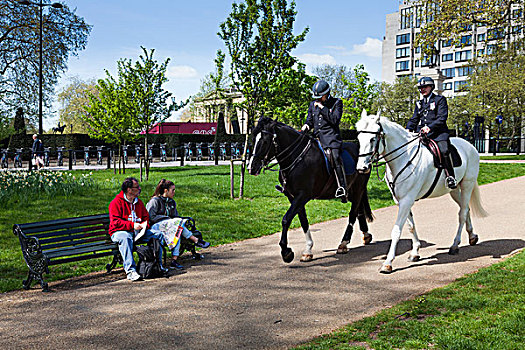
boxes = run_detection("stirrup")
[335,186,347,198]
[446,176,457,189]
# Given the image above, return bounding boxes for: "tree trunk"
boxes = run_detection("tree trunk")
[144,134,150,181]
[238,133,249,198]
[230,159,235,199]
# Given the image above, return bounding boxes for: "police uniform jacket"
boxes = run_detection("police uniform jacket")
[407,93,450,142]
[305,96,343,149]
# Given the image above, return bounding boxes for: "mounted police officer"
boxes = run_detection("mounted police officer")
[407,76,457,189]
[301,80,347,202]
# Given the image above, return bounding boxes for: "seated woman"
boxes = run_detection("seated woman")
[146,179,210,270]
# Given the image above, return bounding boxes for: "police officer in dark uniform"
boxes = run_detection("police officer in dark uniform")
[407,76,457,189]
[301,80,347,202]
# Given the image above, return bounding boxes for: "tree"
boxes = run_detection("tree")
[82,73,135,174]
[218,0,309,198]
[373,76,419,126]
[266,62,316,128]
[57,77,98,133]
[118,47,186,180]
[415,0,523,55]
[0,0,91,126]
[340,64,380,128]
[312,64,355,99]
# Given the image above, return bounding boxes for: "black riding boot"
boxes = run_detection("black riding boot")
[443,154,457,189]
[334,162,348,203]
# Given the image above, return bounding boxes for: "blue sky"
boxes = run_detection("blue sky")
[51,0,400,128]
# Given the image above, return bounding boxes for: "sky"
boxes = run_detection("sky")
[49,0,401,129]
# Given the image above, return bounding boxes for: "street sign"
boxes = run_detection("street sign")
[496,115,503,124]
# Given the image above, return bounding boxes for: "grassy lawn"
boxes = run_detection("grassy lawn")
[480,154,525,160]
[1,162,524,293]
[294,249,525,350]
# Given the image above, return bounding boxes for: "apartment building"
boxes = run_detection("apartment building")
[382,1,524,98]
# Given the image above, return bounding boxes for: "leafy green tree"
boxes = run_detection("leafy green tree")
[341,64,379,128]
[119,47,187,180]
[373,76,419,127]
[218,0,308,198]
[82,73,135,174]
[267,62,316,128]
[312,64,355,99]
[415,0,523,55]
[57,77,98,134]
[0,0,91,126]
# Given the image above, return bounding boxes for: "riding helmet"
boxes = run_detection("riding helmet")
[416,76,435,90]
[312,80,330,99]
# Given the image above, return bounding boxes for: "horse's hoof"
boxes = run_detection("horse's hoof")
[281,249,294,263]
[336,244,348,254]
[379,264,393,274]
[300,254,313,262]
[448,247,459,255]
[362,232,373,245]
[469,235,479,246]
[408,254,420,262]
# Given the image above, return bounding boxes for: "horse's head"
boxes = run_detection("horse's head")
[356,109,385,174]
[248,116,277,176]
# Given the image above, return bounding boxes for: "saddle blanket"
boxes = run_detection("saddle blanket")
[423,142,462,168]
[316,140,356,175]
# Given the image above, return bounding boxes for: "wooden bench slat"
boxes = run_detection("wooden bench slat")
[47,251,117,266]
[38,229,108,245]
[44,241,117,259]
[16,214,109,234]
[30,224,107,240]
[40,235,111,250]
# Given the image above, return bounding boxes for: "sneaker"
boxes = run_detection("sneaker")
[170,260,184,270]
[196,239,210,249]
[126,270,142,282]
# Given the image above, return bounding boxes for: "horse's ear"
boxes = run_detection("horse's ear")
[361,109,368,119]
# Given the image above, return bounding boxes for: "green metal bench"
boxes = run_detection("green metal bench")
[14,214,120,292]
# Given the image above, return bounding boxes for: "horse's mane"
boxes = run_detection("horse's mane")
[379,116,411,137]
[253,116,303,137]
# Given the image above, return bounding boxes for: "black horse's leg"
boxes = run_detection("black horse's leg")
[296,206,314,262]
[336,199,359,254]
[280,195,308,263]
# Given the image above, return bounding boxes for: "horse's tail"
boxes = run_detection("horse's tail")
[470,181,488,218]
[361,191,375,222]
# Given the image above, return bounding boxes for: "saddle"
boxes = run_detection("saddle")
[315,140,357,175]
[422,138,462,168]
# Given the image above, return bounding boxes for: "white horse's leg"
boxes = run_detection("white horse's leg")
[406,210,421,262]
[381,199,413,273]
[449,188,478,251]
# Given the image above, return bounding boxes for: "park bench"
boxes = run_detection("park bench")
[13,214,120,292]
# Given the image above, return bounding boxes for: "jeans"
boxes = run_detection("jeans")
[150,221,193,257]
[110,229,164,273]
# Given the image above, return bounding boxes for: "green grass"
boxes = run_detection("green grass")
[480,154,525,160]
[293,249,525,350]
[1,163,524,293]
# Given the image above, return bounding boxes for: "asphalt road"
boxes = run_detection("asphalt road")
[1,176,524,350]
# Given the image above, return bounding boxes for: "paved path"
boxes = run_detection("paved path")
[1,177,524,350]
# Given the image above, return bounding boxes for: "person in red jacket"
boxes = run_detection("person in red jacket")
[109,177,165,281]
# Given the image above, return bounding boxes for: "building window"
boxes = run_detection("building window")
[415,46,420,53]
[511,26,522,35]
[443,82,452,90]
[460,35,472,45]
[415,60,419,67]
[396,60,410,72]
[415,6,423,28]
[512,9,522,19]
[454,80,469,92]
[396,47,410,58]
[396,33,411,45]
[442,39,453,48]
[443,68,455,78]
[477,48,485,56]
[455,50,472,62]
[487,27,505,40]
[401,8,414,29]
[487,43,504,55]
[477,33,486,42]
[457,66,472,77]
[442,53,453,62]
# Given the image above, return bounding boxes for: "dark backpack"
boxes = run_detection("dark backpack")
[136,238,167,279]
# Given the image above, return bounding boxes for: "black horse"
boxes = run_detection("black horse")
[248,116,373,263]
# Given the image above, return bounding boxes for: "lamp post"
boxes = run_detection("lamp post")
[17,0,63,135]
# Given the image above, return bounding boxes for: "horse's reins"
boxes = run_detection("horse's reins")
[260,130,311,173]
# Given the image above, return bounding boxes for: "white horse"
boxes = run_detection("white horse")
[355,110,488,273]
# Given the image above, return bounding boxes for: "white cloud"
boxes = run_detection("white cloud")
[350,37,382,58]
[167,65,198,79]
[297,53,336,66]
